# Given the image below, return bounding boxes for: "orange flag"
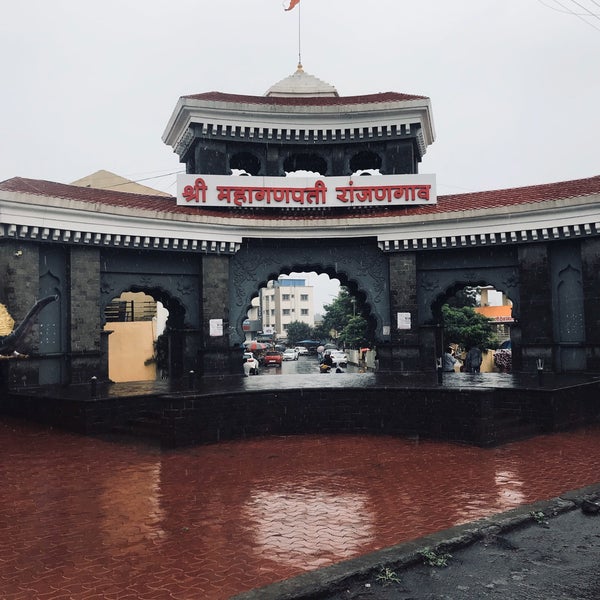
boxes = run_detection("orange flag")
[285,0,300,10]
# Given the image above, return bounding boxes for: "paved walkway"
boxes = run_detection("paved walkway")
[2,413,600,599]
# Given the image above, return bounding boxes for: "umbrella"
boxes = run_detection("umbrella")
[244,340,268,351]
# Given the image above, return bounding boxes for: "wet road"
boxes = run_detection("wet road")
[3,415,600,599]
[258,354,361,376]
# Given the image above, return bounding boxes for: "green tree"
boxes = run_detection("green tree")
[442,304,498,351]
[339,315,369,349]
[321,288,355,338]
[285,321,313,345]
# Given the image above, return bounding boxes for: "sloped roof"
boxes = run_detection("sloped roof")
[181,90,429,107]
[70,170,171,197]
[1,175,599,221]
[475,305,514,321]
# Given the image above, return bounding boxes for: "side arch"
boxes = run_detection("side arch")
[418,267,521,325]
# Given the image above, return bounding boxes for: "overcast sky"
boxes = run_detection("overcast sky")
[2,0,599,309]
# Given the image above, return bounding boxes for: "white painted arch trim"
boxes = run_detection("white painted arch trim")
[2,190,599,253]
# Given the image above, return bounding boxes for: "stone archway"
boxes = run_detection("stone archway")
[416,259,521,371]
[100,277,194,380]
[228,238,391,347]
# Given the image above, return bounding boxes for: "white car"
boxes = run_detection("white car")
[328,350,348,367]
[242,352,260,374]
[295,346,309,355]
[282,348,298,361]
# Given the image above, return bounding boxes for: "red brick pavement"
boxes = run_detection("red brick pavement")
[2,418,600,599]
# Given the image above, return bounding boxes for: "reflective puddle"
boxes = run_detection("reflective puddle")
[2,418,600,599]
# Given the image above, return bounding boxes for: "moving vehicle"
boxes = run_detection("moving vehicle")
[263,350,283,367]
[295,346,309,355]
[328,350,348,367]
[242,352,260,375]
[282,348,298,361]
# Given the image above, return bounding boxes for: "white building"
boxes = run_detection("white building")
[260,277,315,341]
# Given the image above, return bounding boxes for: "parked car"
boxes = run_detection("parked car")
[295,346,309,355]
[264,350,283,367]
[328,350,348,367]
[282,348,298,361]
[242,352,260,375]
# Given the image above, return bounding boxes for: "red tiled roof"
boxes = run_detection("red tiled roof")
[1,175,599,221]
[181,91,429,106]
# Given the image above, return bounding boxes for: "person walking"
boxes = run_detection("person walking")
[465,346,483,373]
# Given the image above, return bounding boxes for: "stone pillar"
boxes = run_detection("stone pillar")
[0,241,40,387]
[266,146,284,176]
[381,141,416,175]
[581,237,600,371]
[387,253,424,371]
[517,245,553,372]
[201,254,234,375]
[331,147,348,175]
[69,247,105,383]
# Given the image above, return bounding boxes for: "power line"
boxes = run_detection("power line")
[100,169,184,193]
[568,0,600,20]
[537,0,600,31]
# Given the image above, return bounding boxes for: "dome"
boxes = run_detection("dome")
[264,64,339,98]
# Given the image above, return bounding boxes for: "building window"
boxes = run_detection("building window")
[301,309,309,316]
[282,294,290,301]
[300,294,308,301]
[282,309,290,316]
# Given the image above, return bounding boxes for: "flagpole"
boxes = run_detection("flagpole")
[298,1,302,67]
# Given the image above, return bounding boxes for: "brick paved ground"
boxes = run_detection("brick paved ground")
[2,417,600,599]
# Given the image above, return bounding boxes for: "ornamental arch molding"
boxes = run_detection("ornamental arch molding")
[228,238,390,346]
[416,258,521,326]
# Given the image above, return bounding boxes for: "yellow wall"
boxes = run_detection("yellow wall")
[104,321,157,382]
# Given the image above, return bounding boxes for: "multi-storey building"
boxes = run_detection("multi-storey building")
[260,277,314,341]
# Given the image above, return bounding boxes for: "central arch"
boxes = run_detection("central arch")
[228,238,391,347]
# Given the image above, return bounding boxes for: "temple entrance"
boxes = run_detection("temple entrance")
[244,271,373,351]
[230,239,387,351]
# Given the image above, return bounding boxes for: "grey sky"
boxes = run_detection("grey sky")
[1,0,598,196]
[1,1,598,310]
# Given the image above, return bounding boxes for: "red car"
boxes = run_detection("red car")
[263,350,282,367]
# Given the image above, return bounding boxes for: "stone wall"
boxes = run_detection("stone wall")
[581,237,600,371]
[387,252,422,370]
[517,244,554,371]
[70,247,104,383]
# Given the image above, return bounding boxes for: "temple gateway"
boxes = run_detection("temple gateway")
[2,65,600,386]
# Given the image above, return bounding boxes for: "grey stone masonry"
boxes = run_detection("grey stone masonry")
[387,252,421,371]
[69,247,104,383]
[518,244,554,371]
[581,237,600,370]
[201,254,233,373]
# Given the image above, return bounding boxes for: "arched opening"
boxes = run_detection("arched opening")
[230,152,262,176]
[349,150,382,174]
[432,284,515,373]
[103,289,186,382]
[284,153,328,176]
[242,269,376,367]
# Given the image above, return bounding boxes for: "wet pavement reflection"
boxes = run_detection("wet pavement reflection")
[3,417,600,599]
